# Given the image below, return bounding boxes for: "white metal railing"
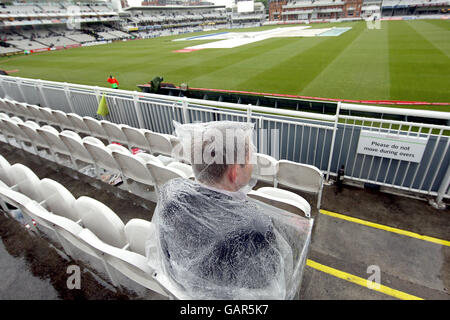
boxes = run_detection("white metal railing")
[0,75,449,205]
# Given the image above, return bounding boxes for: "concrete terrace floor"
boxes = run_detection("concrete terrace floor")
[0,141,448,300]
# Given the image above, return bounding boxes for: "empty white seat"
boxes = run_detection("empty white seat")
[1,117,29,149]
[107,143,130,155]
[37,178,80,222]
[112,151,157,194]
[134,152,164,166]
[8,163,43,202]
[78,227,167,296]
[17,121,53,158]
[27,104,46,123]
[166,161,194,179]
[0,118,17,145]
[73,196,127,248]
[14,102,34,121]
[83,141,122,175]
[124,218,154,256]
[122,126,152,152]
[17,121,43,155]
[146,161,189,191]
[276,160,324,209]
[1,99,15,115]
[0,154,12,186]
[20,199,85,258]
[39,107,58,126]
[253,153,278,185]
[36,125,74,166]
[249,187,311,218]
[83,116,108,141]
[66,113,91,135]
[60,131,98,172]
[144,131,173,157]
[100,121,129,146]
[51,109,75,130]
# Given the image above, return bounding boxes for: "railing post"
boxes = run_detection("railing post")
[0,77,5,98]
[430,162,450,210]
[94,86,101,104]
[326,101,341,182]
[132,92,146,129]
[182,97,189,124]
[247,104,252,123]
[16,78,28,103]
[36,80,50,108]
[63,83,76,114]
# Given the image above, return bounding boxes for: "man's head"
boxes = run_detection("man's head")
[173,121,255,192]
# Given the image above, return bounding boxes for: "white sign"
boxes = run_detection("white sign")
[356,130,428,163]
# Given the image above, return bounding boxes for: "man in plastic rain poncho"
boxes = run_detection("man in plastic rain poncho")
[146,121,313,300]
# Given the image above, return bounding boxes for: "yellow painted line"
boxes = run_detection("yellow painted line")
[320,209,450,247]
[306,259,424,300]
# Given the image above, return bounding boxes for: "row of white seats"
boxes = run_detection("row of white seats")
[0,97,323,214]
[0,98,176,158]
[0,113,194,201]
[0,156,169,298]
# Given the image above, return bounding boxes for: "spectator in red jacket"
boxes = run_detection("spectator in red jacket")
[107,75,119,89]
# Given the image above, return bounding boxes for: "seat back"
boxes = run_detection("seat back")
[83,116,108,140]
[101,121,129,146]
[14,102,32,120]
[74,196,127,248]
[8,163,43,202]
[277,160,323,193]
[249,187,311,218]
[146,162,185,188]
[66,113,91,134]
[276,160,324,209]
[37,126,70,155]
[124,219,154,256]
[122,126,151,152]
[2,118,27,140]
[17,122,48,148]
[39,107,57,125]
[60,131,94,164]
[84,141,120,173]
[38,178,79,222]
[0,154,12,186]
[144,131,172,156]
[52,109,74,130]
[112,151,155,185]
[253,153,278,184]
[27,104,44,122]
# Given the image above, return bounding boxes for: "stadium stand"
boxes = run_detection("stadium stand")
[0,95,316,298]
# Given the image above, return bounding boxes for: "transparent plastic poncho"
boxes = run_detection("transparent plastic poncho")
[146,121,313,299]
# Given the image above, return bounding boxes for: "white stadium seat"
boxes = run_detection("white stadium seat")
[73,196,127,249]
[37,178,80,222]
[100,120,129,146]
[275,160,324,209]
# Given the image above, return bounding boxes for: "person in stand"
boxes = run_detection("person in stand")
[146,121,299,300]
[107,75,119,89]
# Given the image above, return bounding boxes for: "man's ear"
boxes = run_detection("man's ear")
[227,164,238,184]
